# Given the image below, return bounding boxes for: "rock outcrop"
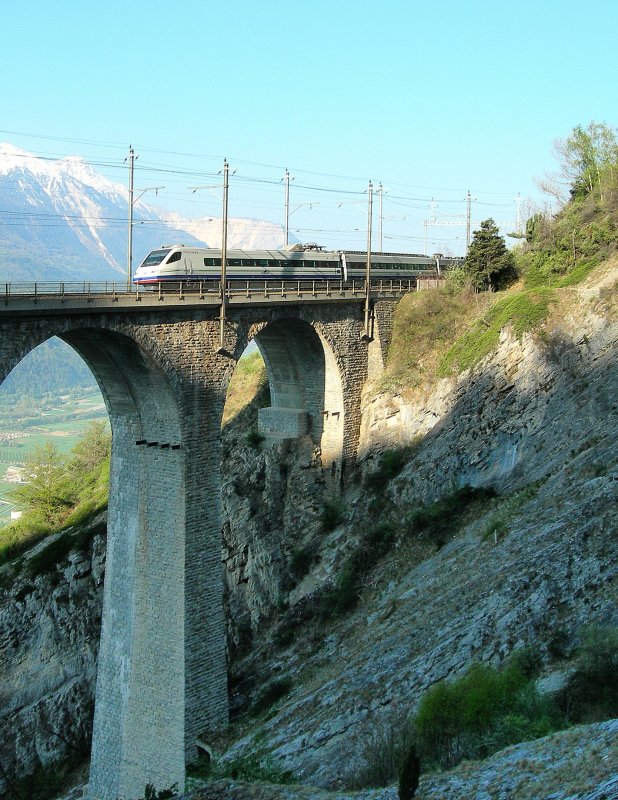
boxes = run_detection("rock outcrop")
[0,517,105,795]
[220,271,618,788]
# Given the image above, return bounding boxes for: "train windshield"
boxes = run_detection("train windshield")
[140,248,172,267]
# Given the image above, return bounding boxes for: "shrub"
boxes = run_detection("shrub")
[439,290,557,376]
[405,485,496,548]
[560,625,618,722]
[188,748,294,784]
[0,518,50,567]
[412,654,559,770]
[1,424,110,568]
[289,542,318,579]
[398,741,420,800]
[319,522,396,619]
[245,427,265,448]
[143,784,178,800]
[365,447,413,493]
[251,677,293,716]
[348,714,407,790]
[1,753,85,800]
[322,495,346,531]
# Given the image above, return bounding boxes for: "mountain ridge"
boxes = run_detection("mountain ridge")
[0,144,289,282]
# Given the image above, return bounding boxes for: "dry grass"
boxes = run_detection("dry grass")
[379,285,491,396]
[222,350,268,426]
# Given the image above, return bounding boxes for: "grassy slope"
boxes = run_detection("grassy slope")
[222,349,268,427]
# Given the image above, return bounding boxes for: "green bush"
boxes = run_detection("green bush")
[245,427,265,448]
[398,741,420,800]
[322,495,346,531]
[319,522,396,618]
[0,519,50,567]
[23,520,104,577]
[404,486,496,548]
[365,448,413,493]
[319,487,494,621]
[289,542,318,579]
[412,654,559,770]
[560,625,618,722]
[143,784,178,800]
[1,753,85,800]
[188,748,294,784]
[1,423,110,568]
[557,257,600,286]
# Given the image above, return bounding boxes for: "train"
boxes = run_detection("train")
[132,244,462,285]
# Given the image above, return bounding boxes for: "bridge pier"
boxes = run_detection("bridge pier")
[67,327,230,800]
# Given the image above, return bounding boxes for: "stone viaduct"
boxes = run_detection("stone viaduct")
[0,288,400,799]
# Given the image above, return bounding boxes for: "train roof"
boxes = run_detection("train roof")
[156,245,458,260]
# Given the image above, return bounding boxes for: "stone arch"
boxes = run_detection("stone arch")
[0,321,209,799]
[244,317,345,466]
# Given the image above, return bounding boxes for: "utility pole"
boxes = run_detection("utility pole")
[515,193,522,235]
[466,190,472,253]
[284,168,290,247]
[218,158,229,353]
[363,180,373,339]
[126,145,135,289]
[377,182,384,253]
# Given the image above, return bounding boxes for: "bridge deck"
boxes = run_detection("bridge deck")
[0,278,419,314]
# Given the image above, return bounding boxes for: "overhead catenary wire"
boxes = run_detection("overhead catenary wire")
[0,136,523,255]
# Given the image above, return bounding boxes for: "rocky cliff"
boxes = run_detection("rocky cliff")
[215,263,617,791]
[0,263,617,799]
[0,516,105,795]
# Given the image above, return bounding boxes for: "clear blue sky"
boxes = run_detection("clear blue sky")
[2,0,617,254]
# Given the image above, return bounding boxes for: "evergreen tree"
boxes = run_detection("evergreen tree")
[10,442,74,525]
[464,218,517,291]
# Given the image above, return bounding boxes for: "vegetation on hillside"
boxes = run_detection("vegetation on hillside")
[0,337,96,399]
[462,218,518,291]
[383,122,618,388]
[222,348,269,427]
[519,121,618,289]
[0,421,110,566]
[347,627,618,793]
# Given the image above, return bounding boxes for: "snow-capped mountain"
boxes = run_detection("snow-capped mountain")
[0,145,288,282]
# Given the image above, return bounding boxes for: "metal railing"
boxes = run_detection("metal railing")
[1,277,421,306]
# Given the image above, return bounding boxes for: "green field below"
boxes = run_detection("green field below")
[0,488,15,523]
[0,388,109,524]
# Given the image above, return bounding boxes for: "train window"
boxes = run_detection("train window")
[203,258,221,267]
[166,251,182,264]
[257,259,268,267]
[142,248,171,267]
[229,258,242,266]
